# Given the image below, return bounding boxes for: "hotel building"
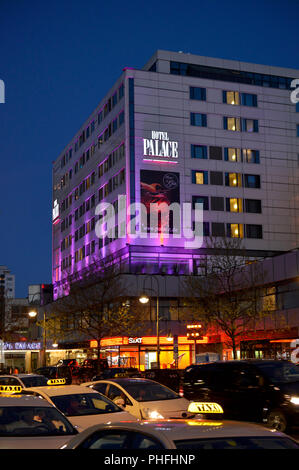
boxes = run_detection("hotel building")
[51,50,299,368]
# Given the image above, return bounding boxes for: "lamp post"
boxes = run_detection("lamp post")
[28,309,47,367]
[139,276,160,369]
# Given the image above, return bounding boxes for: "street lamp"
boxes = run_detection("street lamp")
[27,308,47,367]
[139,276,160,369]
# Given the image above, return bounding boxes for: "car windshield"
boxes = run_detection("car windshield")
[174,436,299,449]
[255,362,299,384]
[0,406,76,437]
[121,381,180,402]
[21,376,49,387]
[51,393,122,416]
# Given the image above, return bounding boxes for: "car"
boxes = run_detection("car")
[81,378,192,420]
[92,367,141,381]
[35,366,72,384]
[0,374,49,388]
[25,383,137,430]
[183,359,299,432]
[60,419,299,450]
[0,387,78,449]
[142,369,183,394]
[56,359,80,373]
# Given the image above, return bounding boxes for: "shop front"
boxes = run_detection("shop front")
[240,327,299,362]
[91,335,213,370]
[1,341,41,373]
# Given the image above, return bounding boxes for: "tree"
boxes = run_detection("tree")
[49,255,144,373]
[184,236,273,359]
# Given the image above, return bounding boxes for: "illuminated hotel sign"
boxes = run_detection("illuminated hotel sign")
[143,131,178,164]
[4,342,41,350]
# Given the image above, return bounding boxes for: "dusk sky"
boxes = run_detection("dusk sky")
[0,0,298,297]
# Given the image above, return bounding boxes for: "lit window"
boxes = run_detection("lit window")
[192,171,208,185]
[228,198,242,212]
[223,91,240,105]
[228,223,244,238]
[226,173,242,187]
[225,148,242,162]
[224,117,240,131]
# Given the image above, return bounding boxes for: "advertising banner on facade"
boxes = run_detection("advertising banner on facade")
[140,170,180,235]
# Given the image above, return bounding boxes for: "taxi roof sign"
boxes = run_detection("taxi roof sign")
[0,385,22,394]
[47,378,66,386]
[188,402,224,414]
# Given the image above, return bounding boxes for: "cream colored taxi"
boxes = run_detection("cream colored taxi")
[0,385,78,448]
[25,380,137,430]
[82,378,192,420]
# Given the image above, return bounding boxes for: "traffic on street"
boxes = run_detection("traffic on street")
[0,359,298,449]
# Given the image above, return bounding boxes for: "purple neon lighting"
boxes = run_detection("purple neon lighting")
[143,159,178,164]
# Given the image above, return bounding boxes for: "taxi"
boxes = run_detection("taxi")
[81,378,192,420]
[0,385,78,449]
[25,379,137,430]
[61,419,299,450]
[0,374,48,388]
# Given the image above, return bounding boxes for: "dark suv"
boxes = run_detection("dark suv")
[183,360,299,432]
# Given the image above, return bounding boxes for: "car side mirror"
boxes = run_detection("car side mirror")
[114,398,125,408]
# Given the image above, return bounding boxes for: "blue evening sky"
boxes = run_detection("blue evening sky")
[0,0,298,297]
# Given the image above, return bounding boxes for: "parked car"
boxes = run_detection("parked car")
[0,374,48,388]
[142,369,183,394]
[0,392,78,448]
[82,378,192,420]
[25,384,137,430]
[61,419,299,450]
[35,366,72,385]
[183,359,299,432]
[56,359,79,373]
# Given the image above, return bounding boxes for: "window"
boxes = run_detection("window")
[118,83,124,100]
[209,146,222,160]
[192,195,209,210]
[246,224,263,239]
[190,113,207,127]
[112,92,118,107]
[297,124,299,137]
[119,111,125,126]
[241,93,257,107]
[244,174,260,188]
[223,117,240,131]
[190,87,206,101]
[223,91,240,105]
[226,198,242,212]
[241,118,259,132]
[192,170,208,184]
[191,144,207,159]
[210,171,223,186]
[244,199,262,213]
[225,172,242,187]
[224,147,242,162]
[296,103,299,112]
[243,149,260,164]
[227,223,244,238]
[211,197,224,211]
[211,223,225,237]
[170,61,293,90]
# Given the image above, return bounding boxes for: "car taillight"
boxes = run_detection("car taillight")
[179,386,184,397]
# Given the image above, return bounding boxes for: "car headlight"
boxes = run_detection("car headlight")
[290,396,299,405]
[142,408,164,419]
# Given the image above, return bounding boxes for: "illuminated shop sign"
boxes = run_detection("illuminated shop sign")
[128,337,143,344]
[143,131,178,164]
[4,342,41,351]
